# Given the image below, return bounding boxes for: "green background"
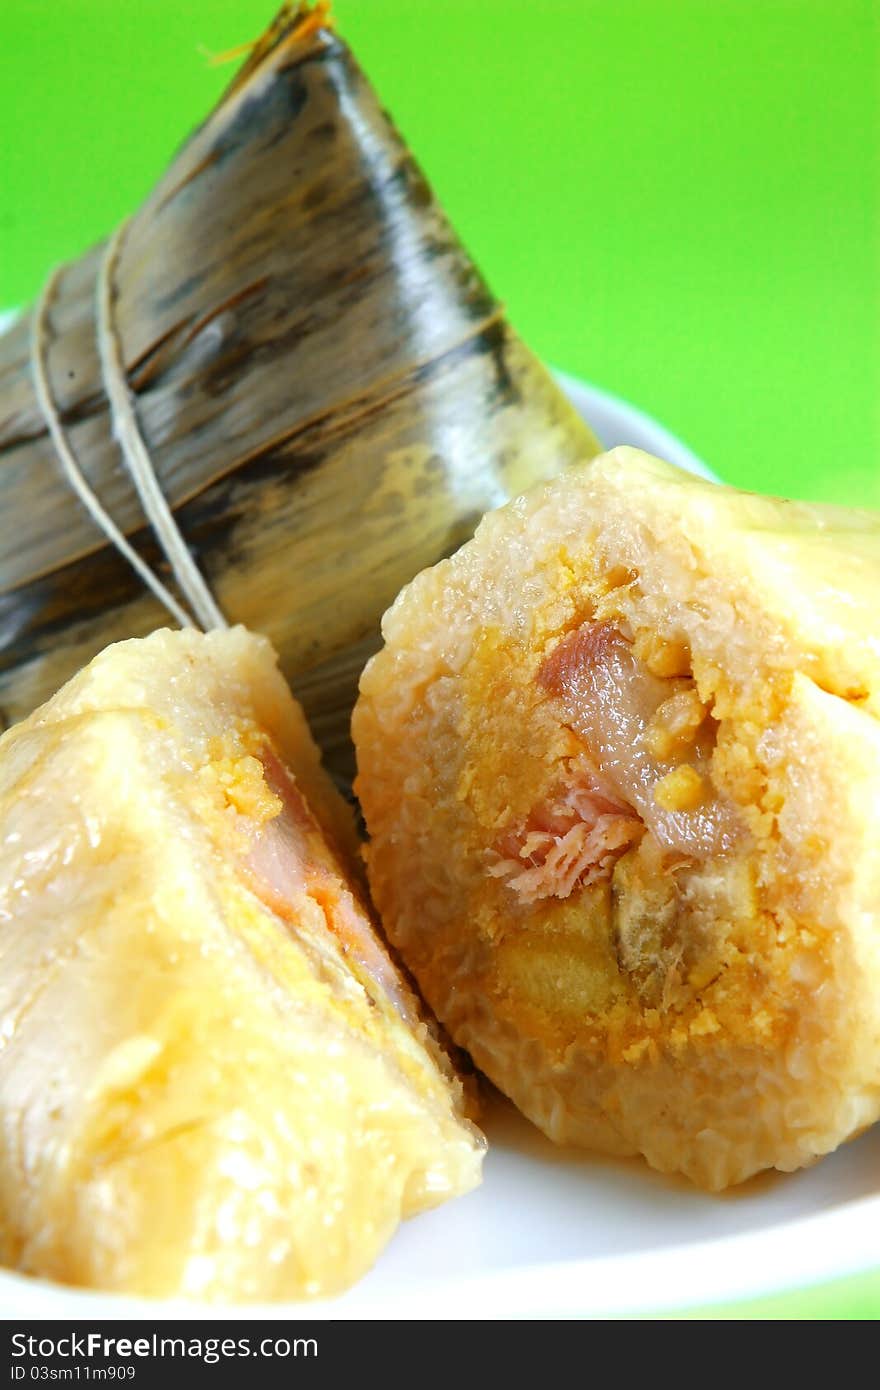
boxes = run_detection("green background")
[2,0,879,1318]
[2,0,878,505]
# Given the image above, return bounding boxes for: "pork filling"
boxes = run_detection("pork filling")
[246,747,416,1020]
[489,622,743,903]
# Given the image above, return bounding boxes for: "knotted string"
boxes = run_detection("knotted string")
[30,227,227,633]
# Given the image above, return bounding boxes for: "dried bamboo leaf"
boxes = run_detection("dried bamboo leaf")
[0,4,599,771]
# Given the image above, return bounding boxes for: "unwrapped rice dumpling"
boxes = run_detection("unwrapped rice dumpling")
[354,449,880,1190]
[0,627,483,1299]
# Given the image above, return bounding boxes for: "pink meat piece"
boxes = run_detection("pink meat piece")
[246,747,417,1021]
[488,762,642,904]
[539,622,741,858]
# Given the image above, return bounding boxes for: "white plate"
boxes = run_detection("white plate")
[1,372,878,1321]
[553,370,717,483]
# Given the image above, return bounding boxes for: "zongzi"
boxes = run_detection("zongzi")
[353,449,880,1191]
[0,3,599,774]
[0,626,483,1299]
